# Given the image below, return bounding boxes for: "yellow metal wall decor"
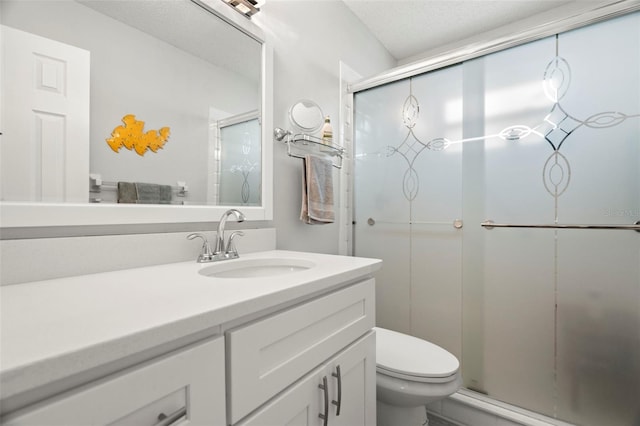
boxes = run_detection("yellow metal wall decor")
[106,114,170,156]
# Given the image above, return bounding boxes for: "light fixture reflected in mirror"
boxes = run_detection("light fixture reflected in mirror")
[222,0,264,17]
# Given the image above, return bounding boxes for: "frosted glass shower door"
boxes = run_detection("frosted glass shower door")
[355,79,415,334]
[354,67,464,357]
[552,14,640,426]
[477,12,640,425]
[474,36,560,415]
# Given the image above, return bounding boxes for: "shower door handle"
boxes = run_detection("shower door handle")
[365,217,464,228]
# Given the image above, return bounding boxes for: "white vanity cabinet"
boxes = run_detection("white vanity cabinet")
[0,251,382,426]
[2,336,226,426]
[227,279,376,426]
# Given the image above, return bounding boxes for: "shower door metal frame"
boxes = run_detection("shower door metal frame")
[348,1,640,94]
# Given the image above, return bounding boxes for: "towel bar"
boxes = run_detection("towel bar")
[89,174,188,197]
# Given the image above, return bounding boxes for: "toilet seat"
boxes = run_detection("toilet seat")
[374,327,459,383]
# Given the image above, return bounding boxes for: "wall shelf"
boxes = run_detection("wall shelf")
[274,128,345,169]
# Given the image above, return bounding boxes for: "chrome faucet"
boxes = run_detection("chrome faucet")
[214,208,245,257]
[186,209,245,263]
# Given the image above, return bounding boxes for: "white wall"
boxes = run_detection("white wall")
[255,0,396,254]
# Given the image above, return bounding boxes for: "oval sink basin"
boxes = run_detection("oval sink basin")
[198,258,315,279]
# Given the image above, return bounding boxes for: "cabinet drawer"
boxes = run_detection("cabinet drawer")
[3,337,226,426]
[227,279,375,423]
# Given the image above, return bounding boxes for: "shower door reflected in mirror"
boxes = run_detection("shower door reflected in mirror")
[210,111,261,206]
[0,0,262,206]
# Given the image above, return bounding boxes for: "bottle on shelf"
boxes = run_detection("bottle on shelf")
[320,116,333,145]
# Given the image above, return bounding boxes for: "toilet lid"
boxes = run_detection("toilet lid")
[374,327,459,379]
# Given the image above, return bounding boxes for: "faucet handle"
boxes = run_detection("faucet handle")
[186,233,214,262]
[226,231,244,258]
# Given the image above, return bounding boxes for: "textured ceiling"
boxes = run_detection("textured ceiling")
[343,0,576,61]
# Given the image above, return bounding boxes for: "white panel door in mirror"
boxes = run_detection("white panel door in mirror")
[1,25,89,203]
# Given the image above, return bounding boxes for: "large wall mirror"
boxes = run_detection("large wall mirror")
[0,0,273,226]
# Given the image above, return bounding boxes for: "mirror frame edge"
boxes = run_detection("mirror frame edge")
[0,1,273,227]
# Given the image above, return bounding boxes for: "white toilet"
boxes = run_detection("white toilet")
[374,327,463,426]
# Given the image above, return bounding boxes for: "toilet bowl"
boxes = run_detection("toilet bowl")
[375,327,462,426]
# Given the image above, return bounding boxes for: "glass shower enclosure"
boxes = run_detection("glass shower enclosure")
[353,12,639,426]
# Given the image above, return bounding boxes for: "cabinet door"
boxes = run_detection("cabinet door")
[236,365,325,426]
[3,337,226,426]
[327,332,376,426]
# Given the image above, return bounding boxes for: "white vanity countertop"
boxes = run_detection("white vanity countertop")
[0,250,381,400]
